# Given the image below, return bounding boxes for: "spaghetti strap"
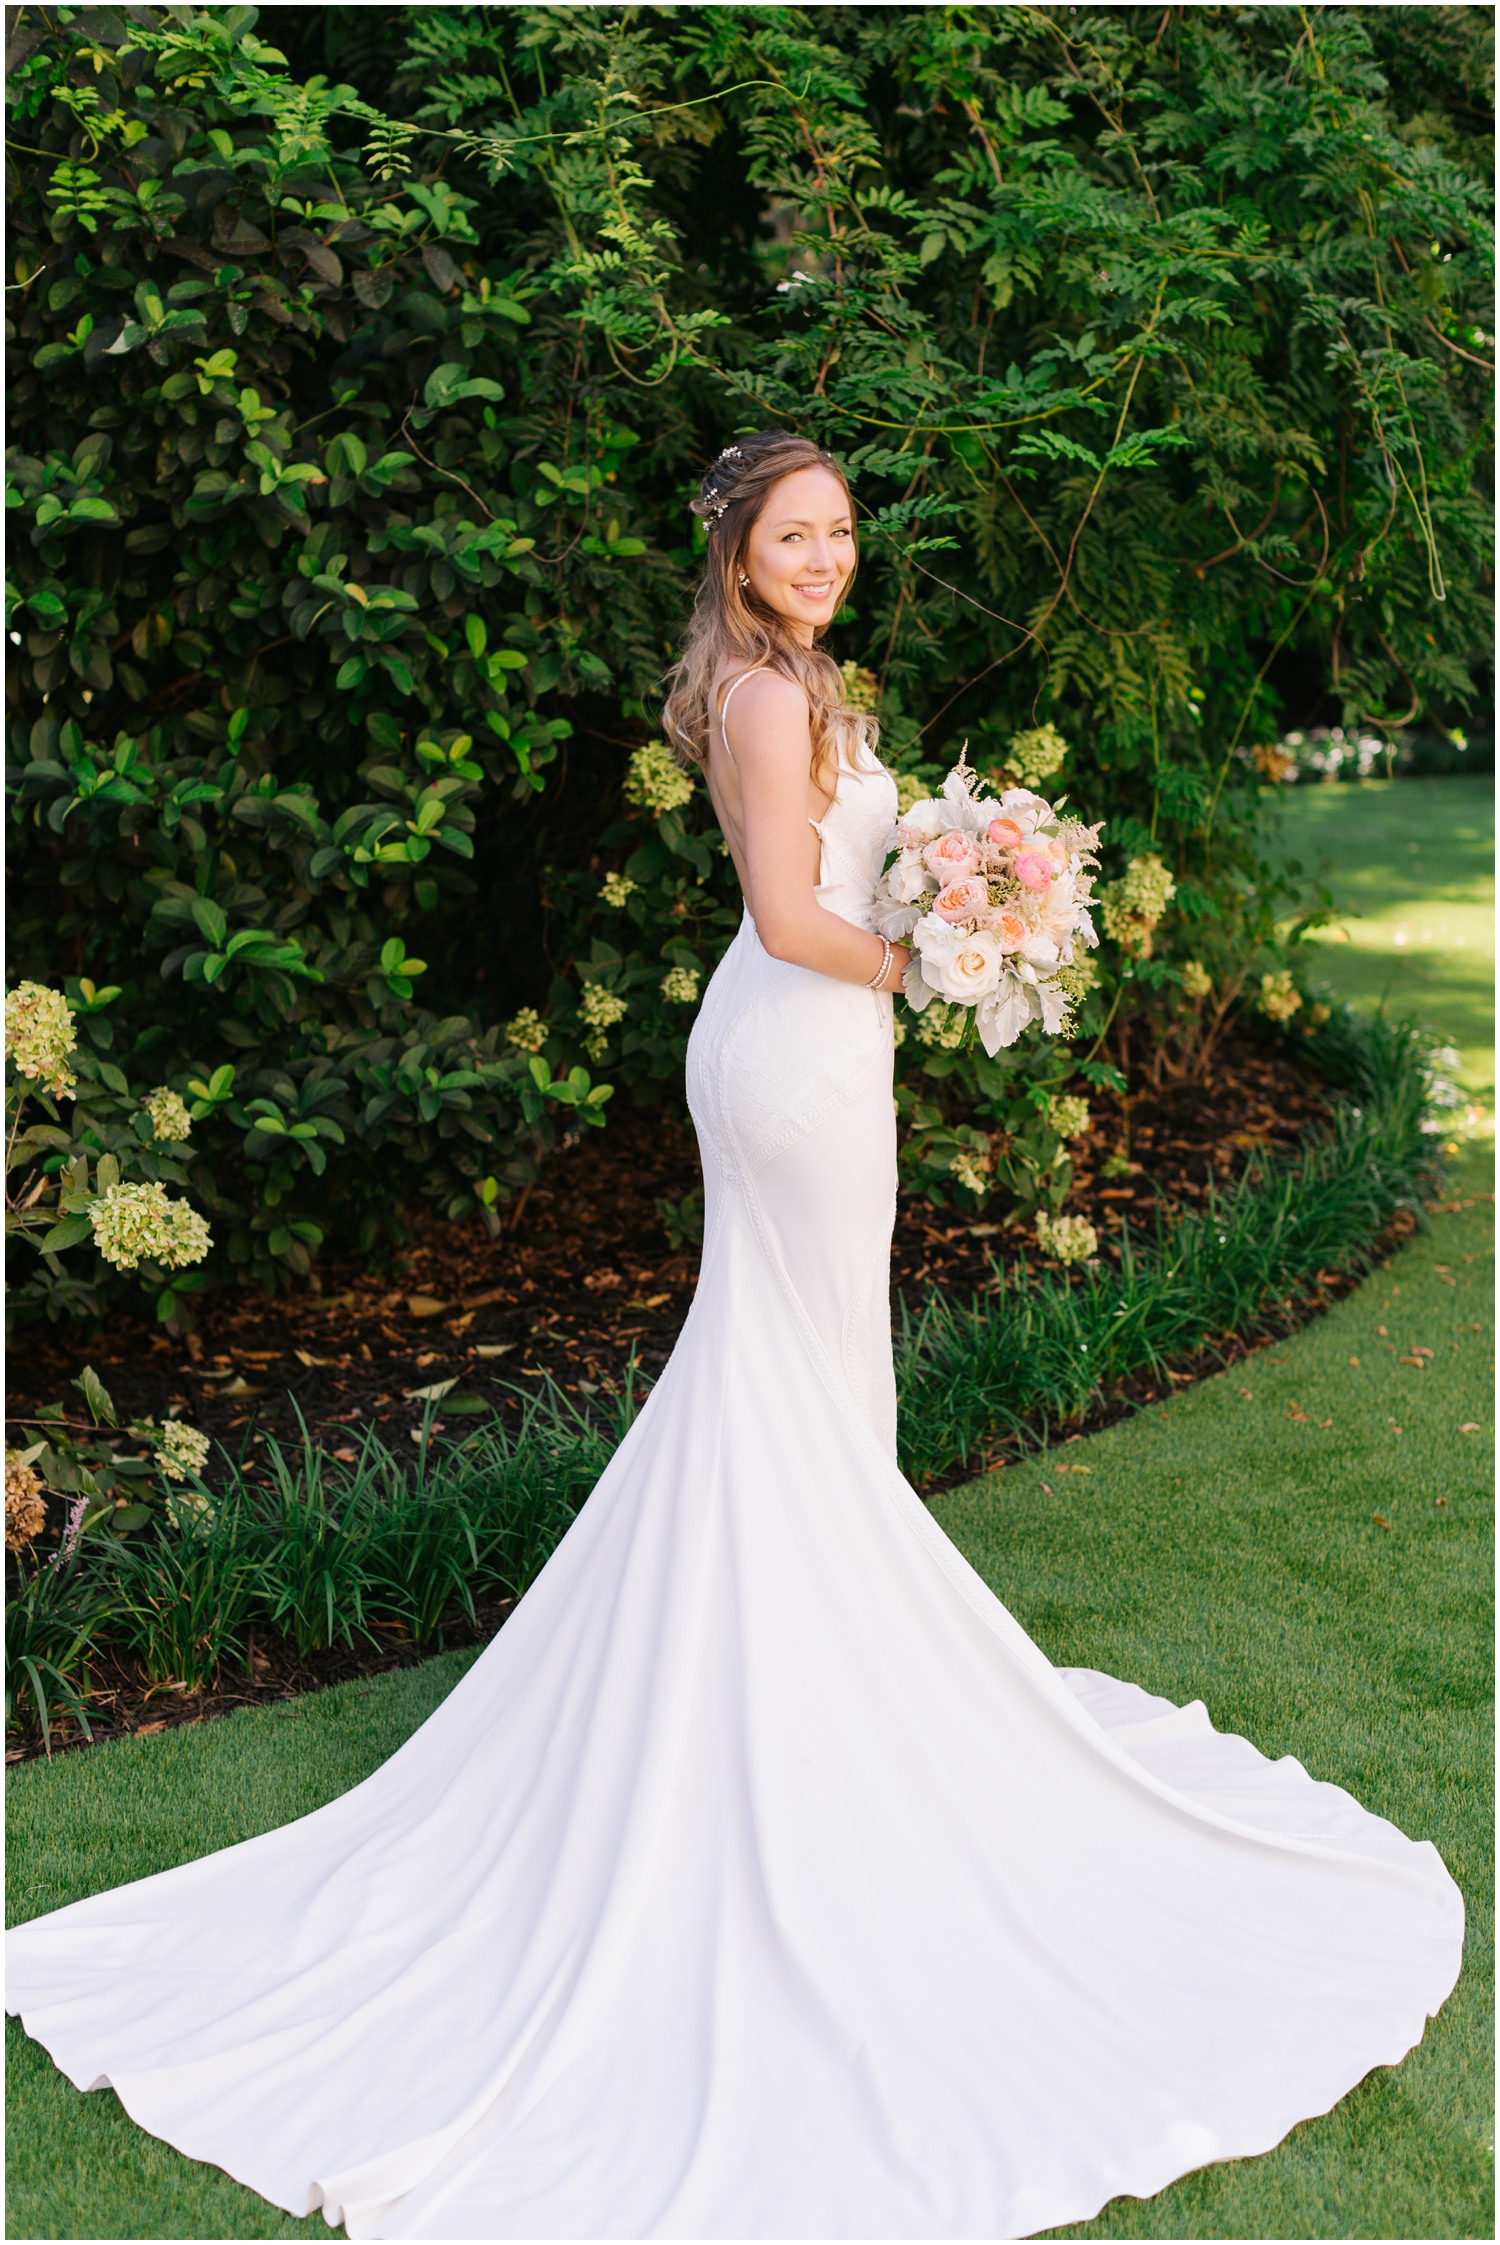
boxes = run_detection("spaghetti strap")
[715,664,771,766]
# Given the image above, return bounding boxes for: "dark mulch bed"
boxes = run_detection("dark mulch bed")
[11,1022,1435,1763]
[12,1024,1340,1479]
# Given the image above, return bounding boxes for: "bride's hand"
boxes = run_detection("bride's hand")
[883,943,913,992]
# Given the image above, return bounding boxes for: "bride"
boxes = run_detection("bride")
[7,430,1464,2241]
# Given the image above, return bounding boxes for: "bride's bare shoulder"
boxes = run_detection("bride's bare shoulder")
[716,665,811,747]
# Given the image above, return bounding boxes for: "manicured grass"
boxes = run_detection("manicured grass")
[9,775,1492,2239]
[8,1147,1492,2241]
[1266,773,1494,1116]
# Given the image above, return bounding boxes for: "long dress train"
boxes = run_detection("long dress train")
[5,725,1464,2240]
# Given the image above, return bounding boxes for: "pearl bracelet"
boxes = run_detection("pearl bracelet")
[867,937,893,991]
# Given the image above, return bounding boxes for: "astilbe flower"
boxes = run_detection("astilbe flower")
[5,1450,47,1555]
[660,966,701,1006]
[624,739,695,816]
[1035,1210,1099,1265]
[1178,958,1213,999]
[1004,724,1070,788]
[599,871,638,907]
[1256,969,1303,1023]
[5,981,78,1099]
[88,1180,213,1272]
[1046,1094,1091,1142]
[1099,854,1177,959]
[505,1007,547,1055]
[143,1085,193,1141]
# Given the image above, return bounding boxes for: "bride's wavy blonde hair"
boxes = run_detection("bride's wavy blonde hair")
[660,429,880,788]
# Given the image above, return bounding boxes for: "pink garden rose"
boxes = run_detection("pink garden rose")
[932,876,990,925]
[922,829,980,883]
[1011,850,1053,893]
[988,817,1026,850]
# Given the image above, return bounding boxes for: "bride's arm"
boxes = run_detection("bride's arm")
[731,672,912,990]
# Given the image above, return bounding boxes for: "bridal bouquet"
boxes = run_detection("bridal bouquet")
[872,749,1104,1054]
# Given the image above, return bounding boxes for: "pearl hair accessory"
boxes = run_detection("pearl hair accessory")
[703,444,745,522]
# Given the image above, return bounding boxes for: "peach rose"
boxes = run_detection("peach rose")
[932,876,990,925]
[988,817,1026,850]
[922,828,980,883]
[992,908,1027,952]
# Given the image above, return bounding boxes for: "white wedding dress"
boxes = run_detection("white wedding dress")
[6,684,1465,2241]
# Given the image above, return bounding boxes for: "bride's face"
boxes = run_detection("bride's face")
[741,466,855,646]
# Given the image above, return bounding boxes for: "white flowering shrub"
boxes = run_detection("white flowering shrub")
[5,981,77,1099]
[143,1086,193,1142]
[1256,969,1303,1023]
[624,739,695,816]
[660,966,701,1005]
[1003,724,1070,788]
[599,871,638,907]
[1099,854,1177,958]
[1035,1210,1099,1265]
[504,1007,548,1054]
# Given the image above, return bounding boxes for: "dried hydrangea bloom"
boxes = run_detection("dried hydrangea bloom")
[5,1450,47,1555]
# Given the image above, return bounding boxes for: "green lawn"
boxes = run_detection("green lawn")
[1265,772,1495,1121]
[9,775,1493,2241]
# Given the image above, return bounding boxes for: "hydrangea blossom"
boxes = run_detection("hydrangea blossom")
[914,1002,968,1051]
[948,1151,991,1197]
[625,739,695,816]
[1256,969,1302,1023]
[580,984,628,1032]
[158,1419,212,1482]
[1034,1210,1099,1265]
[1004,724,1070,788]
[1178,958,1213,999]
[838,661,878,713]
[143,1085,193,1142]
[505,1007,547,1055]
[1099,854,1176,957]
[1045,1094,1091,1142]
[88,1180,213,1272]
[660,966,701,1006]
[5,981,77,1099]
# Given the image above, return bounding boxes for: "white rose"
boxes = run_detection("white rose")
[925,923,1004,1002]
[1019,929,1061,968]
[977,971,1040,1054]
